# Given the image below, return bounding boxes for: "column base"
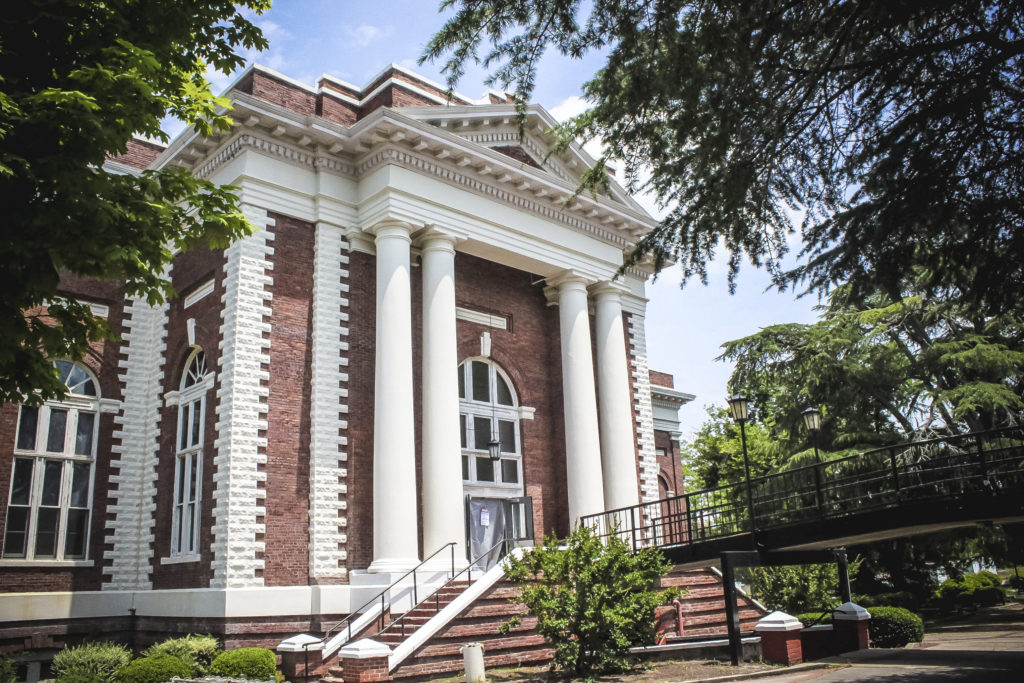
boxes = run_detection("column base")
[366,557,421,574]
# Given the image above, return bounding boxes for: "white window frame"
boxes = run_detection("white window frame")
[458,358,525,497]
[164,349,213,562]
[2,362,98,565]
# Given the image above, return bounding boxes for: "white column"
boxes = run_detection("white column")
[420,233,467,568]
[554,274,606,524]
[592,284,641,511]
[369,221,420,573]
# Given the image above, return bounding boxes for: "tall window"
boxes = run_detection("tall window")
[171,349,207,557]
[4,361,97,561]
[458,359,523,492]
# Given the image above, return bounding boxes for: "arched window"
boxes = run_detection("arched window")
[458,359,523,492]
[170,349,208,558]
[4,361,98,561]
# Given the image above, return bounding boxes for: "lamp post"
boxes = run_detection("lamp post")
[727,394,757,546]
[802,406,825,518]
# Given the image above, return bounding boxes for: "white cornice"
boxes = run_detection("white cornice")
[651,385,695,405]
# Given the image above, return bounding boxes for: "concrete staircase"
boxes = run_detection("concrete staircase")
[658,567,767,640]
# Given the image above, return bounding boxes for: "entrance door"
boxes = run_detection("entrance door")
[466,496,533,569]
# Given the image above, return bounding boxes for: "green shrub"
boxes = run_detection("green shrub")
[113,655,192,683]
[868,606,925,648]
[143,634,221,676]
[52,642,131,682]
[857,591,916,609]
[796,611,832,625]
[0,656,17,683]
[209,647,277,681]
[974,586,1005,607]
[966,571,1001,589]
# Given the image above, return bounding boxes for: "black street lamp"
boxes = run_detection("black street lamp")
[487,436,502,463]
[802,406,825,517]
[727,394,757,545]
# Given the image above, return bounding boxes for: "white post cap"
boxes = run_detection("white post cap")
[337,638,393,659]
[833,602,871,621]
[277,634,324,653]
[754,610,804,632]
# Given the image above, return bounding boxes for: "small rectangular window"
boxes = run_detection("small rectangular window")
[460,414,467,449]
[471,361,490,402]
[64,509,88,559]
[190,400,202,446]
[9,458,33,506]
[46,409,68,453]
[34,507,60,558]
[3,507,29,557]
[462,455,469,481]
[75,412,95,456]
[501,459,519,484]
[16,407,38,451]
[473,416,491,450]
[499,420,516,453]
[476,457,495,482]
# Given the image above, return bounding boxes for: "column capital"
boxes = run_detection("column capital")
[546,269,595,293]
[369,219,414,242]
[416,227,465,253]
[588,280,630,301]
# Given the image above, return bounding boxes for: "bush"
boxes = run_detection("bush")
[209,648,277,681]
[966,571,1001,589]
[143,634,221,676]
[857,591,916,609]
[974,586,1005,607]
[868,606,925,648]
[0,656,17,683]
[52,642,131,682]
[500,524,680,677]
[796,611,832,625]
[113,655,192,683]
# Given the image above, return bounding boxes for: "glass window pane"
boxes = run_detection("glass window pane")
[10,458,34,506]
[476,457,495,482]
[40,460,62,506]
[458,366,465,399]
[75,412,95,455]
[462,455,469,480]
[64,509,88,559]
[46,409,68,453]
[176,458,186,505]
[190,400,202,447]
[178,406,188,451]
[173,506,183,553]
[473,417,491,451]
[460,415,467,449]
[499,420,516,453]
[496,374,513,406]
[471,361,490,402]
[186,503,196,553]
[189,454,199,502]
[70,463,90,508]
[501,459,519,484]
[55,360,72,385]
[16,407,38,451]
[34,507,60,557]
[3,507,29,557]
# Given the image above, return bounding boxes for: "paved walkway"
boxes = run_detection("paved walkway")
[743,605,1024,682]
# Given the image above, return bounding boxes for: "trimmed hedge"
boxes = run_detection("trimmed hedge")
[868,606,925,648]
[974,586,1005,607]
[209,647,277,681]
[113,655,192,683]
[796,611,832,625]
[52,642,132,682]
[855,591,916,610]
[143,634,221,676]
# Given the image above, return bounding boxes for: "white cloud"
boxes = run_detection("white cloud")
[548,95,589,122]
[343,24,395,48]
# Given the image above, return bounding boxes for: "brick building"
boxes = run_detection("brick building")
[0,64,692,656]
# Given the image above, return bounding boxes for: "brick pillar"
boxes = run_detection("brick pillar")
[338,639,393,683]
[833,601,871,653]
[755,611,804,665]
[277,634,324,683]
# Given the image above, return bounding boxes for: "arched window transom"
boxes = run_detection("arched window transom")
[458,359,523,493]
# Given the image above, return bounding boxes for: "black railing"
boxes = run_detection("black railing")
[376,537,513,640]
[323,542,458,644]
[582,426,1024,553]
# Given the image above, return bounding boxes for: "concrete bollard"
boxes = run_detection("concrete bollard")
[462,642,486,683]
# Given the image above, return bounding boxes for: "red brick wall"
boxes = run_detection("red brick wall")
[107,138,165,169]
[151,246,226,589]
[0,276,125,592]
[346,251,376,572]
[654,428,684,496]
[317,91,358,126]
[237,70,316,116]
[262,214,314,586]
[650,370,674,388]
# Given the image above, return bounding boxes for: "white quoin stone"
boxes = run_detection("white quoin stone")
[592,283,641,511]
[833,602,871,621]
[420,232,467,566]
[369,221,420,573]
[552,273,606,523]
[755,611,804,632]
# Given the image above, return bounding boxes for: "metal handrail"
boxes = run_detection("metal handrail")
[580,426,1024,553]
[323,542,457,643]
[376,537,513,640]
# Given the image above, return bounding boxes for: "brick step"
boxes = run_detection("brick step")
[437,616,538,639]
[392,646,555,680]
[680,597,763,613]
[413,633,547,659]
[461,602,528,619]
[680,610,764,627]
[480,585,520,600]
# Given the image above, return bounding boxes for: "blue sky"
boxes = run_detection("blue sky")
[212,0,819,435]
